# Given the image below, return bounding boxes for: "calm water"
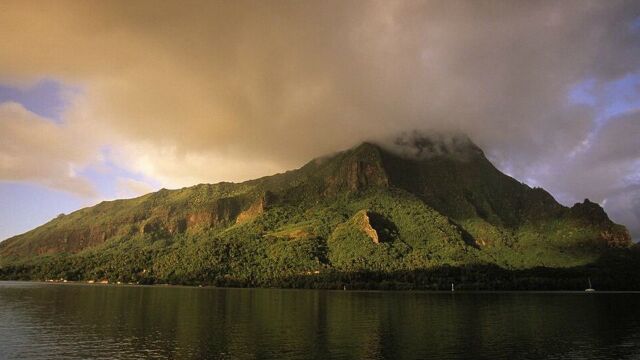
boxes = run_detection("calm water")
[1,282,640,359]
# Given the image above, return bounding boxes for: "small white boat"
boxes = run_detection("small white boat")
[585,278,595,292]
[451,283,455,292]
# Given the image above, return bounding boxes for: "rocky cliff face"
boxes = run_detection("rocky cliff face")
[322,143,389,195]
[353,210,380,244]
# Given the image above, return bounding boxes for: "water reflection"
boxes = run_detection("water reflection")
[1,282,639,359]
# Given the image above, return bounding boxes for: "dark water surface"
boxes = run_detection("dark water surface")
[1,282,640,359]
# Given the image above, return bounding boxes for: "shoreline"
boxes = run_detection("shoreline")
[2,279,640,294]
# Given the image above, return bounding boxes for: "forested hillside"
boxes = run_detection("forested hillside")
[1,134,636,289]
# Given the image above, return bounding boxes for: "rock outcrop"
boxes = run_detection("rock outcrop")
[353,210,380,244]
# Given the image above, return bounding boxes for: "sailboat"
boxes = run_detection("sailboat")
[585,278,595,292]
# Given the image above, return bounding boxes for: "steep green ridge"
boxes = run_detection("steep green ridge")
[0,135,635,289]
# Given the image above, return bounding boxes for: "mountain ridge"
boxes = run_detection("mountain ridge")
[0,134,635,289]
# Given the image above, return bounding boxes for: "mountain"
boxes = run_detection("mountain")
[0,133,636,289]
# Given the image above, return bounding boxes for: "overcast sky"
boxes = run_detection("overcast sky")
[1,0,639,240]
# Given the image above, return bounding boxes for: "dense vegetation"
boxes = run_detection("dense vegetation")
[1,135,636,289]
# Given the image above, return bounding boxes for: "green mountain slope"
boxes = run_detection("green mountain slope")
[0,134,635,289]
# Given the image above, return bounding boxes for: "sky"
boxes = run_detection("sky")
[0,0,639,241]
